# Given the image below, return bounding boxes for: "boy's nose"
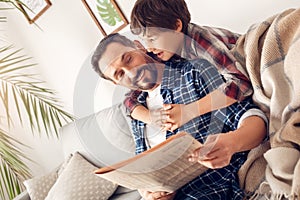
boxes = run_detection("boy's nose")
[147,47,155,52]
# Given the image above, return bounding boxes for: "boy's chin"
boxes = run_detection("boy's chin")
[135,82,158,91]
[160,52,175,61]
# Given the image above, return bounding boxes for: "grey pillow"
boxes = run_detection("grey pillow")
[60,103,140,200]
[67,103,136,167]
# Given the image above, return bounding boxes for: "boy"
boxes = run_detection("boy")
[126,0,253,132]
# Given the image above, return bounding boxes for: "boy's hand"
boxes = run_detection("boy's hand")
[188,133,236,169]
[138,189,176,200]
[162,103,198,131]
[149,108,167,129]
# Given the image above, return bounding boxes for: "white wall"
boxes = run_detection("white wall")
[1,0,299,176]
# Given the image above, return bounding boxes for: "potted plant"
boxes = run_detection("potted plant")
[0,1,74,199]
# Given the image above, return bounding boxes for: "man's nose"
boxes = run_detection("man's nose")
[122,67,135,79]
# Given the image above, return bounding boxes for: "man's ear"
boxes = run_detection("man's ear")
[133,40,147,53]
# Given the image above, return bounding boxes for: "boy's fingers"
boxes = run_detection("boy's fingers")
[170,124,178,132]
[163,123,172,131]
[163,104,172,110]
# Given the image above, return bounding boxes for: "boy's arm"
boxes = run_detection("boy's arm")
[123,90,151,123]
[163,89,237,131]
[124,90,162,126]
[131,105,151,124]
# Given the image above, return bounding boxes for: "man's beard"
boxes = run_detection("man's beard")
[132,63,158,90]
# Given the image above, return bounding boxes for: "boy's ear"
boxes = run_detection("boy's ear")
[175,19,183,32]
[133,40,147,53]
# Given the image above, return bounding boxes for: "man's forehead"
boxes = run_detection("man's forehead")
[98,42,135,73]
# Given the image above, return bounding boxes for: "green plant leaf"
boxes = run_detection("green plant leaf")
[0,46,75,138]
[0,2,75,199]
[96,0,121,26]
[0,128,31,200]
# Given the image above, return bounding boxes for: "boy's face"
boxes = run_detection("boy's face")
[140,27,183,61]
[98,42,164,91]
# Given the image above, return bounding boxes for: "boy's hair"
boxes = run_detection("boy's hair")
[91,33,136,80]
[130,0,191,35]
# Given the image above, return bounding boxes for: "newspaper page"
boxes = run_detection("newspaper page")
[95,132,208,192]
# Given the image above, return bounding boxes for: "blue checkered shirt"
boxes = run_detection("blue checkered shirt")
[131,59,258,200]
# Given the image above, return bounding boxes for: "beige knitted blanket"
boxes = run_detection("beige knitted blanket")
[232,8,300,199]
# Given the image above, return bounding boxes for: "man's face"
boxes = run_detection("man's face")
[98,42,163,91]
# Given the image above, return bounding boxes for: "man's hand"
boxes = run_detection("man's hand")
[188,133,236,169]
[138,189,176,200]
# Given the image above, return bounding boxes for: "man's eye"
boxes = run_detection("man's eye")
[116,70,124,80]
[126,55,132,63]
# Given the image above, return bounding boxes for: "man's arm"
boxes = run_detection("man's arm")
[138,189,176,200]
[189,115,267,169]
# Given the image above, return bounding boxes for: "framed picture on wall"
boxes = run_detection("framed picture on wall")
[18,0,52,24]
[82,0,128,36]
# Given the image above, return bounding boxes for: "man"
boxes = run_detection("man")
[91,33,266,200]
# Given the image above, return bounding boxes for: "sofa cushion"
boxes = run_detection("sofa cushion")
[22,154,73,200]
[23,171,57,200]
[61,103,135,167]
[45,152,118,200]
[59,103,141,200]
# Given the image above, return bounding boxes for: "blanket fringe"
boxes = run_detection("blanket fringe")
[246,192,299,200]
[245,182,299,200]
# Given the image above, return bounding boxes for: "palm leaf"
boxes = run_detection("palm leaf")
[0,128,31,200]
[0,2,75,199]
[96,0,121,26]
[0,0,32,20]
[0,45,75,138]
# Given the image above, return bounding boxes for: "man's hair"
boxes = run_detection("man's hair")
[130,0,191,35]
[91,33,136,80]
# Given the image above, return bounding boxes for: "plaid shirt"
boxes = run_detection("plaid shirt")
[124,24,252,114]
[131,59,258,200]
[182,23,252,101]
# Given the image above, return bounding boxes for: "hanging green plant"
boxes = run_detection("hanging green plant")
[96,0,121,26]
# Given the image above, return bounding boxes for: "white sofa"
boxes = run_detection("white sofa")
[13,99,268,200]
[14,103,141,200]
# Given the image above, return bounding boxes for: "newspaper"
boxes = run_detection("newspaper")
[95,132,209,193]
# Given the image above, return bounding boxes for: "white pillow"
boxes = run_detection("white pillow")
[23,171,57,200]
[23,154,73,200]
[45,152,118,200]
